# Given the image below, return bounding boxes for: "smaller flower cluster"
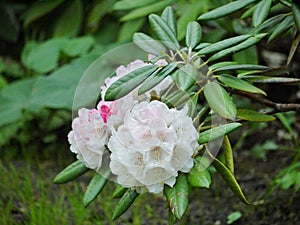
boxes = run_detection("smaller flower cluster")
[68,59,199,194]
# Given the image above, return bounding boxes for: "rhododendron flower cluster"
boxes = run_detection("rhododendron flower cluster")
[68,59,199,194]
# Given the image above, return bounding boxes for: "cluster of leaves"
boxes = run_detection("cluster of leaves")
[55,1,300,224]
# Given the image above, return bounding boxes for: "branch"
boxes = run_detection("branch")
[232,90,300,113]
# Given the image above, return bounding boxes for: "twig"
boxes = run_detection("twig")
[232,90,300,113]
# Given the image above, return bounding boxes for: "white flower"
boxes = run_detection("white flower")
[98,58,172,130]
[108,100,199,194]
[68,108,109,171]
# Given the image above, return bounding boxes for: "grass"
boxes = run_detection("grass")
[0,156,169,225]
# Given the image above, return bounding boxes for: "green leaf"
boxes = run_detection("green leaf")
[241,4,257,19]
[198,35,251,55]
[161,6,177,37]
[222,136,234,174]
[165,173,189,219]
[22,0,64,28]
[209,150,250,204]
[251,14,286,34]
[149,14,180,50]
[186,22,202,49]
[187,160,211,188]
[83,172,109,206]
[62,36,95,57]
[120,0,176,21]
[203,82,237,120]
[113,0,158,10]
[208,34,267,61]
[268,15,293,42]
[199,123,242,144]
[138,62,177,95]
[118,18,145,42]
[113,185,128,198]
[168,208,177,225]
[53,160,89,184]
[53,0,82,37]
[86,0,112,33]
[209,61,238,71]
[21,38,68,73]
[217,74,266,95]
[241,76,300,84]
[237,109,276,122]
[112,189,138,221]
[227,211,242,224]
[133,32,167,55]
[252,0,272,27]
[177,1,205,41]
[0,78,37,126]
[172,64,197,91]
[105,65,158,100]
[292,3,300,31]
[198,0,257,20]
[214,64,268,72]
[195,42,211,50]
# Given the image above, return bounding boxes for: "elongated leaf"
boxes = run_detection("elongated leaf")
[113,185,128,198]
[203,82,237,120]
[113,0,158,10]
[268,15,293,42]
[251,14,286,34]
[138,63,177,95]
[198,35,250,55]
[86,0,111,33]
[198,0,257,20]
[120,0,175,21]
[209,61,238,71]
[208,34,267,61]
[197,104,210,124]
[199,123,242,144]
[252,0,272,27]
[172,64,197,91]
[187,160,211,188]
[133,32,167,55]
[241,4,257,19]
[214,64,268,72]
[186,22,202,49]
[23,0,64,28]
[217,74,266,95]
[195,42,211,50]
[83,173,109,206]
[165,173,189,219]
[241,76,300,84]
[237,109,275,122]
[292,3,300,31]
[112,189,138,221]
[105,65,158,101]
[53,160,89,184]
[287,34,300,66]
[149,14,180,50]
[161,6,177,36]
[207,149,250,204]
[53,0,82,37]
[222,136,234,174]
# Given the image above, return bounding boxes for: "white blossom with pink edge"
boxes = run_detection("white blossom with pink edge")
[68,108,109,171]
[108,100,199,194]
